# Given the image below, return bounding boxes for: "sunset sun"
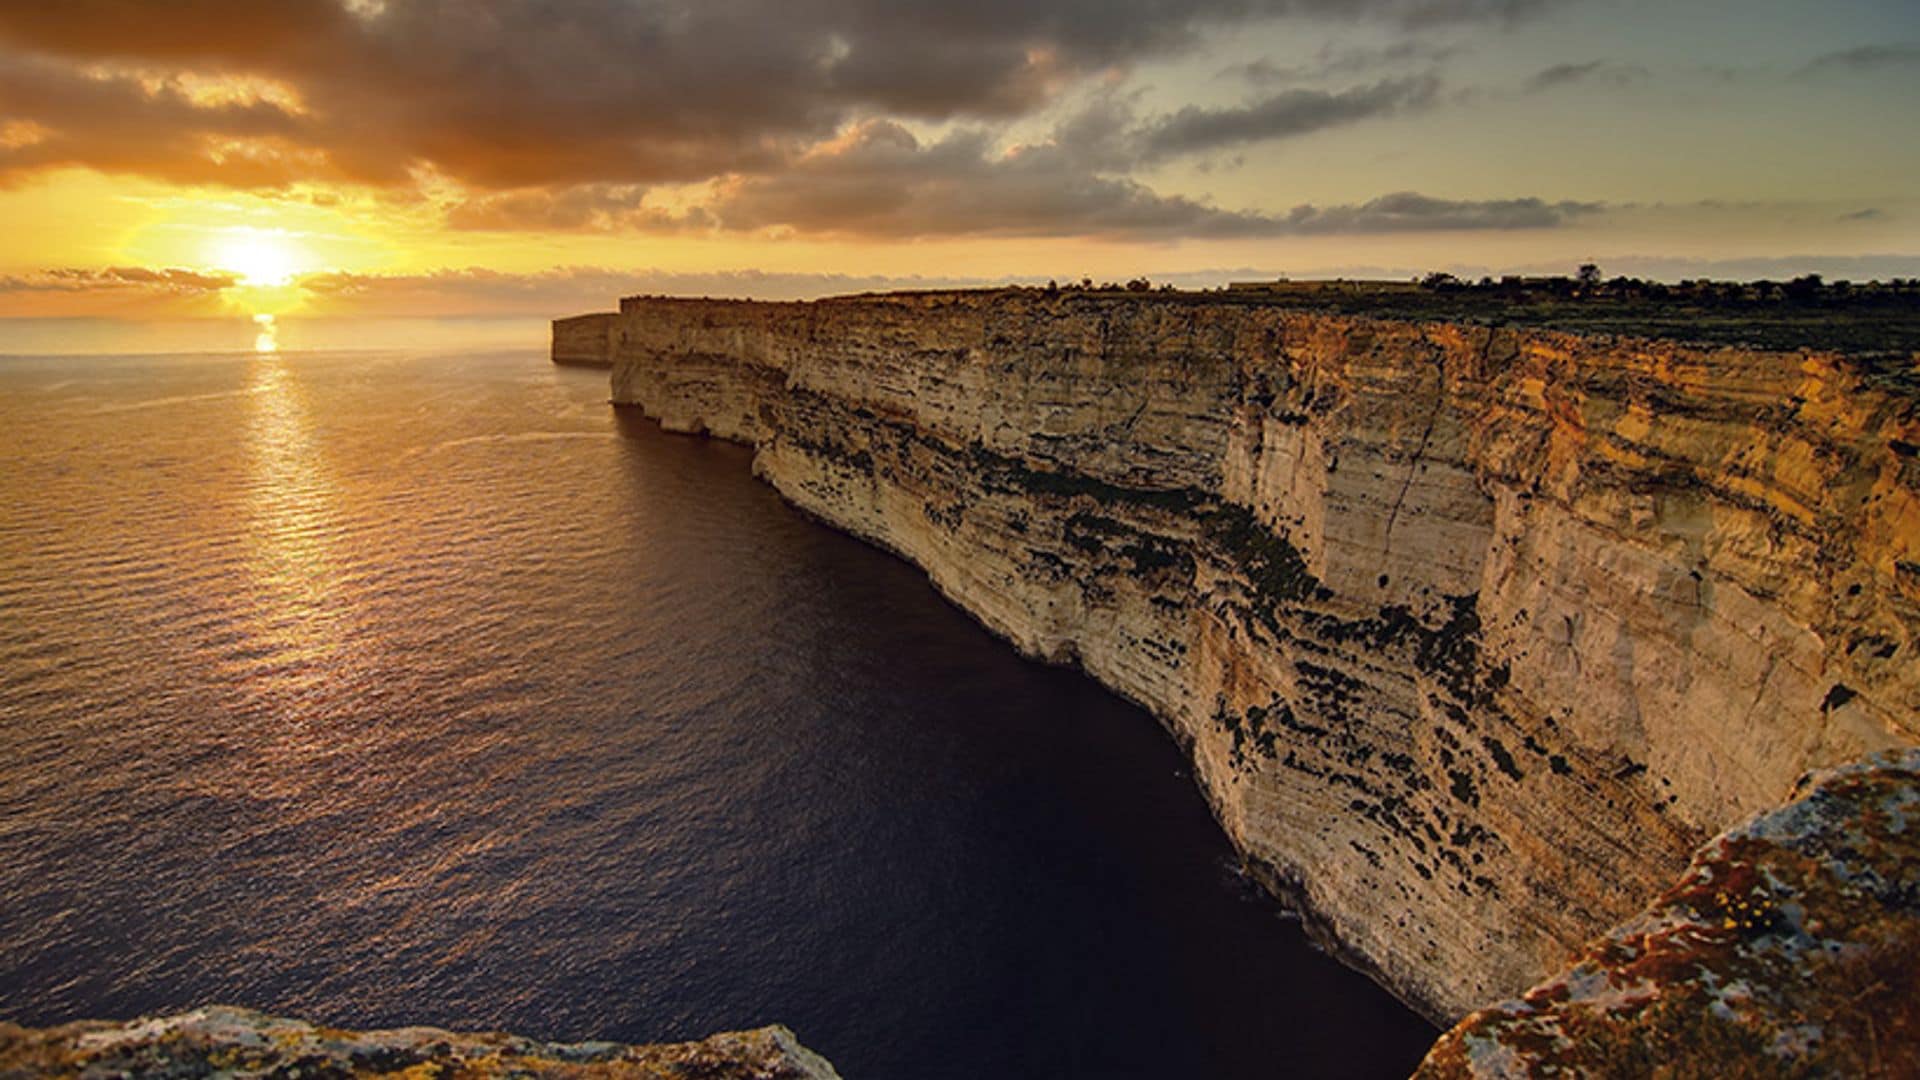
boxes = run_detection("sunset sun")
[210,228,308,288]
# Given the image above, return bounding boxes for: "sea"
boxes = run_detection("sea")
[0,347,1436,1078]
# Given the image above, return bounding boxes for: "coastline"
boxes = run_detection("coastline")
[581,287,1919,1021]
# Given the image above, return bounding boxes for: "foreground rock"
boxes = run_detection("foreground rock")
[0,1006,841,1079]
[584,289,1919,1020]
[1417,749,1920,1077]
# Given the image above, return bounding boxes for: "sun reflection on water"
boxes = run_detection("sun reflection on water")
[240,354,362,756]
[253,313,278,354]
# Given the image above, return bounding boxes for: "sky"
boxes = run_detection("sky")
[0,0,1915,352]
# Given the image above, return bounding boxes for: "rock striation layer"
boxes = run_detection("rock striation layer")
[553,312,620,367]
[1417,749,1920,1078]
[0,1006,842,1079]
[586,289,1920,1022]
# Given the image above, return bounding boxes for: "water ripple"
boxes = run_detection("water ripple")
[0,349,1435,1080]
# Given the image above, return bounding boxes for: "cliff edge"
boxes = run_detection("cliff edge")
[587,288,1919,1024]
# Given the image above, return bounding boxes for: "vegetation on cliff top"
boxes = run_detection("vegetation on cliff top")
[1232,272,1920,359]
[821,272,1920,360]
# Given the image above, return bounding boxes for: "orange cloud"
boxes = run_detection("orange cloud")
[0,0,1561,201]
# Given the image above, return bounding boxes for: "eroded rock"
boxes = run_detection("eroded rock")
[587,289,1919,1020]
[553,312,621,367]
[0,1005,842,1079]
[1416,749,1920,1078]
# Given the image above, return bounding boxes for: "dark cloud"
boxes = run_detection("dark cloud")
[1392,0,1554,27]
[1219,39,1464,84]
[434,80,1544,240]
[693,122,1598,238]
[0,0,1557,193]
[1273,191,1600,233]
[443,186,712,232]
[1523,59,1649,91]
[1798,42,1920,76]
[0,0,1606,244]
[1136,77,1438,160]
[1221,58,1299,84]
[1839,207,1886,222]
[696,120,1270,239]
[0,2,351,65]
[0,52,320,187]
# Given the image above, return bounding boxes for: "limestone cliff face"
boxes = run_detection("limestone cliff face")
[1417,749,1920,1078]
[553,312,620,367]
[0,1006,842,1079]
[597,289,1919,1022]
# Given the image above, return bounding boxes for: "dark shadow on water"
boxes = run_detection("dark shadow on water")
[599,406,1440,1078]
[0,355,1438,1080]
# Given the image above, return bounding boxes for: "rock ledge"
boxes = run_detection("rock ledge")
[0,1006,842,1079]
[1418,749,1920,1077]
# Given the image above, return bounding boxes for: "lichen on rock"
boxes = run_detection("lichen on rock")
[0,1006,842,1079]
[1416,749,1920,1078]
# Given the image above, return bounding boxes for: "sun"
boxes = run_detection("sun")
[211,227,309,287]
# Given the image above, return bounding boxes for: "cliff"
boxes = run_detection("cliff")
[0,1006,841,1079]
[1417,749,1920,1078]
[553,312,620,367]
[589,289,1920,1024]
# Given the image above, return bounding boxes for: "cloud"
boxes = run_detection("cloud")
[1391,0,1556,27]
[0,0,1557,195]
[0,1,1609,245]
[295,266,1038,314]
[694,120,1260,239]
[0,52,322,187]
[32,246,1920,329]
[443,185,712,232]
[426,78,1574,242]
[1207,253,1920,283]
[45,247,1920,327]
[1840,207,1886,222]
[0,266,239,293]
[699,119,1599,238]
[1136,77,1439,160]
[1220,40,1464,84]
[1273,191,1601,233]
[1798,42,1920,76]
[1520,253,1920,282]
[0,266,244,319]
[0,263,1026,320]
[1524,59,1649,91]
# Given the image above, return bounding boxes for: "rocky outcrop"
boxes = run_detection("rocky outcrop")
[1417,749,1920,1078]
[553,312,620,367]
[0,1006,841,1079]
[591,289,1920,1022]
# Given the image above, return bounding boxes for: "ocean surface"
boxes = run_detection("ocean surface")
[0,348,1436,1078]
